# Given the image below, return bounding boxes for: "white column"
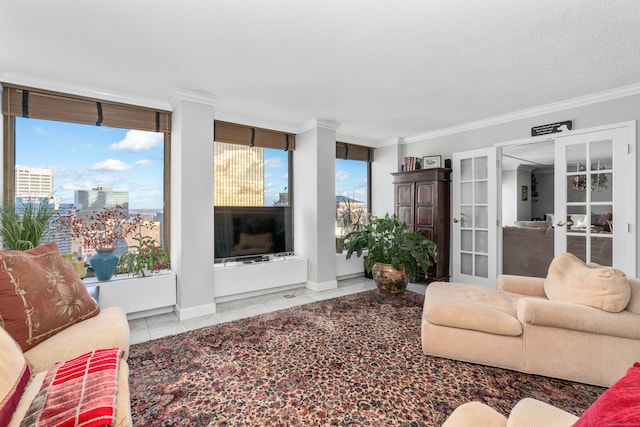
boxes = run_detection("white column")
[294,119,339,291]
[170,89,218,320]
[372,138,403,216]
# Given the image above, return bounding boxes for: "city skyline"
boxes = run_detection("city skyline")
[16,117,368,209]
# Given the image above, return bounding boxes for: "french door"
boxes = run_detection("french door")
[451,148,498,286]
[554,123,636,275]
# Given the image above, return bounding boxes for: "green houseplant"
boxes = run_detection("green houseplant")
[344,213,437,293]
[0,199,54,250]
[117,232,170,277]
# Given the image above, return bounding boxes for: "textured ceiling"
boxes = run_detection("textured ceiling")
[1,0,640,145]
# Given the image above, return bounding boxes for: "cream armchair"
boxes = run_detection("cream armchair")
[422,253,640,387]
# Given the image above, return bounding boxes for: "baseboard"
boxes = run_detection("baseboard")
[305,280,338,292]
[175,301,217,321]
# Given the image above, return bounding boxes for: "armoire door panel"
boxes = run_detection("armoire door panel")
[416,182,434,206]
[396,184,414,206]
[416,206,434,226]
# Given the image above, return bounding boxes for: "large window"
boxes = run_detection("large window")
[213,121,295,261]
[2,84,171,261]
[335,142,373,240]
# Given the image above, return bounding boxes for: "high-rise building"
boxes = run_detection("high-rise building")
[75,186,129,211]
[15,166,53,199]
[214,142,264,206]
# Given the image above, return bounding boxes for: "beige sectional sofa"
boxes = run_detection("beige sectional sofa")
[2,306,132,426]
[422,253,640,387]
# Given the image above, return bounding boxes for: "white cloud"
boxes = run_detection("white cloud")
[109,130,163,152]
[265,157,286,169]
[336,170,350,182]
[135,159,152,167]
[89,158,132,171]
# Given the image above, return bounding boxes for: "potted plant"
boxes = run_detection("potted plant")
[335,196,366,253]
[117,232,170,277]
[0,198,54,250]
[57,206,144,281]
[344,213,437,293]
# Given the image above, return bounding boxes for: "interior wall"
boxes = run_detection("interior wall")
[531,168,554,220]
[372,91,640,274]
[516,166,532,221]
[502,170,517,226]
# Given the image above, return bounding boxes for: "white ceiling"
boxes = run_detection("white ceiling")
[2,0,640,145]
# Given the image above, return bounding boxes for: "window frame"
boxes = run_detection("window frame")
[2,84,172,254]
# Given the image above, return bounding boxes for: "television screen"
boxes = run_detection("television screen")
[214,206,293,261]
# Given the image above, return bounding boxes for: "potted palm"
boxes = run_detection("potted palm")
[344,213,437,293]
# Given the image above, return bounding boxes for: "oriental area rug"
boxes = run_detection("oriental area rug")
[128,290,604,426]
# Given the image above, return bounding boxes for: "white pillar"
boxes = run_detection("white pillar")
[372,138,403,217]
[294,119,339,291]
[170,89,218,320]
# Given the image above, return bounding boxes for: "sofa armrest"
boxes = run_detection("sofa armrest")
[442,401,507,427]
[517,298,640,340]
[23,306,131,373]
[507,398,578,427]
[497,275,546,297]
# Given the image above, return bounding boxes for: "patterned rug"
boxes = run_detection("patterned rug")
[128,290,604,426]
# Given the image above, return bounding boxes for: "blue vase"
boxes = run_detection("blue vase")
[90,249,119,281]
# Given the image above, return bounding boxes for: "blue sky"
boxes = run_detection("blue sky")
[17,118,369,209]
[16,118,164,209]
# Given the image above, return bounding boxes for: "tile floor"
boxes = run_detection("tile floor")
[129,277,428,345]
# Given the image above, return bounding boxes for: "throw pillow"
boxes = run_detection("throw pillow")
[544,252,630,312]
[0,327,31,426]
[21,348,122,427]
[0,242,100,352]
[573,362,640,426]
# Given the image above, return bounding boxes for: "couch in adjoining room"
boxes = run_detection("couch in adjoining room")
[422,252,640,387]
[0,243,132,426]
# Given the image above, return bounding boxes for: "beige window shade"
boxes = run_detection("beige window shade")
[336,141,374,162]
[2,84,171,133]
[214,120,295,150]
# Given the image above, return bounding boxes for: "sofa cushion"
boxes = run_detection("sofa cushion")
[573,362,640,426]
[0,327,31,426]
[424,282,523,336]
[544,252,630,312]
[0,242,100,352]
[21,348,123,427]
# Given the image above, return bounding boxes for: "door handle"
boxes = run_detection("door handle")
[453,218,460,223]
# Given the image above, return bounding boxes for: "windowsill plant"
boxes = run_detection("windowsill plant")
[117,232,170,277]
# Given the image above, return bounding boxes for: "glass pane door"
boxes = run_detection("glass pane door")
[452,148,497,286]
[554,124,635,275]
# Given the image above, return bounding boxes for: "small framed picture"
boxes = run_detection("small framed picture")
[521,185,528,201]
[422,155,441,169]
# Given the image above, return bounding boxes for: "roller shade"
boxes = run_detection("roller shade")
[336,141,374,162]
[214,120,295,150]
[2,84,171,133]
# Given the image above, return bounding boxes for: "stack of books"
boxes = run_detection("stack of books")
[403,157,421,171]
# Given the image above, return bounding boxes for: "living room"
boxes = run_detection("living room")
[2,1,640,425]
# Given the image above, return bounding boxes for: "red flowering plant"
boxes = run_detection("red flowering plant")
[57,206,144,252]
[116,230,170,276]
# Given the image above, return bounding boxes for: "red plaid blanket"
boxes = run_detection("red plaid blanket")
[21,348,123,427]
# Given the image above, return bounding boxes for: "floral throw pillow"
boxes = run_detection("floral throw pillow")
[0,242,99,352]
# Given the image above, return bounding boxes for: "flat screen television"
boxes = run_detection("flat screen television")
[214,206,293,261]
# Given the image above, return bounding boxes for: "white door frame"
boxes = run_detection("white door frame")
[496,120,636,276]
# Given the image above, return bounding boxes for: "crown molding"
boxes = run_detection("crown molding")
[0,70,172,110]
[170,89,219,109]
[403,82,640,144]
[299,119,341,133]
[334,132,378,147]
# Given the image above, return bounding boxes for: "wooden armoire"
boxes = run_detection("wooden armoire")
[392,168,451,282]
